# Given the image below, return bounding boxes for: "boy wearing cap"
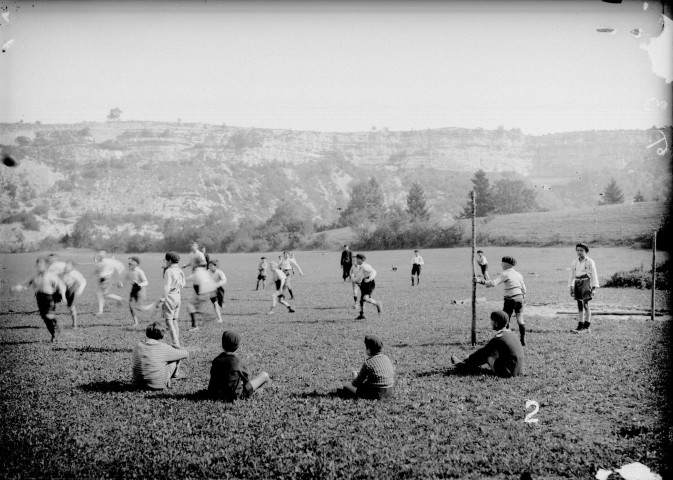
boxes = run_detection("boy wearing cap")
[208,331,270,402]
[351,254,382,320]
[127,256,149,326]
[451,311,524,378]
[411,250,424,286]
[132,322,189,390]
[256,257,268,291]
[474,256,527,346]
[160,252,186,348]
[340,335,395,400]
[569,243,599,333]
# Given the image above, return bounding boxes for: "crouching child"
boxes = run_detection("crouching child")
[339,335,395,400]
[208,331,270,402]
[451,311,524,378]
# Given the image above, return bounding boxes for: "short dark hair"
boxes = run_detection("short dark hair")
[501,256,516,266]
[490,311,509,330]
[165,252,180,264]
[477,250,483,254]
[208,259,219,267]
[364,334,383,354]
[146,322,165,340]
[576,243,589,253]
[129,256,141,265]
[221,331,240,351]
[355,253,366,261]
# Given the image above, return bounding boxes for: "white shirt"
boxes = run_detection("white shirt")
[210,268,227,287]
[412,255,424,265]
[95,257,125,279]
[63,269,87,295]
[127,267,149,288]
[568,256,599,288]
[187,267,217,294]
[351,263,377,283]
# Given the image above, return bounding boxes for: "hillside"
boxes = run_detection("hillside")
[0,121,670,247]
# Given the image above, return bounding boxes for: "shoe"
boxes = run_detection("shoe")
[376,300,382,314]
[188,326,199,332]
[355,314,366,320]
[216,319,224,323]
[266,310,275,315]
[288,308,295,313]
[520,338,526,347]
[451,355,460,365]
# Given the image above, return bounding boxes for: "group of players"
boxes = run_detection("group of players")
[10,241,600,397]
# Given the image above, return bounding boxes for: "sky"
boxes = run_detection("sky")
[0,0,671,134]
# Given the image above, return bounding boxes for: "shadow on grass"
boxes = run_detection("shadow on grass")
[313,306,350,311]
[151,390,215,401]
[226,313,263,317]
[288,319,344,325]
[0,340,44,345]
[416,368,498,378]
[291,390,339,399]
[54,346,133,353]
[78,380,140,393]
[393,342,467,348]
[0,310,40,316]
[0,325,41,329]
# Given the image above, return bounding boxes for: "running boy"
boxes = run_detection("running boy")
[474,256,527,346]
[208,330,270,402]
[160,252,186,347]
[339,335,395,400]
[352,254,382,320]
[411,250,424,286]
[62,260,87,328]
[349,262,361,309]
[186,260,218,331]
[255,257,268,291]
[267,261,295,314]
[12,257,67,342]
[279,251,303,300]
[126,256,149,326]
[476,250,490,281]
[569,243,599,334]
[93,250,126,316]
[451,311,524,378]
[208,259,227,323]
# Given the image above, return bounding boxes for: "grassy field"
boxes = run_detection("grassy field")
[0,247,671,479]
[455,201,667,245]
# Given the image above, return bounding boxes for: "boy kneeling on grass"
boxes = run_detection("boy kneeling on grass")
[132,322,189,390]
[208,331,270,402]
[451,311,524,378]
[339,335,395,400]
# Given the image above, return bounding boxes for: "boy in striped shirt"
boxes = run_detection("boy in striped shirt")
[475,256,527,346]
[340,335,395,400]
[132,322,189,390]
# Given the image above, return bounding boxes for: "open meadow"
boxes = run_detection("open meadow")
[1,247,671,479]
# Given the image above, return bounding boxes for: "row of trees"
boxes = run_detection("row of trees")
[460,170,540,218]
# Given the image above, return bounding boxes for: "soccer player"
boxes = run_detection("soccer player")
[208,259,227,323]
[569,243,599,334]
[208,331,270,402]
[474,256,527,346]
[126,256,149,326]
[476,250,490,281]
[340,245,353,282]
[339,335,395,400]
[349,263,361,309]
[267,261,295,314]
[93,250,126,316]
[411,249,424,286]
[11,257,67,342]
[186,260,218,331]
[183,241,206,273]
[450,311,524,378]
[132,322,189,390]
[351,254,382,320]
[279,251,303,300]
[255,257,268,291]
[160,252,186,348]
[62,260,87,328]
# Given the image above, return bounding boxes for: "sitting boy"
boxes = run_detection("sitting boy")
[451,311,524,378]
[132,322,189,390]
[208,331,270,402]
[340,335,395,400]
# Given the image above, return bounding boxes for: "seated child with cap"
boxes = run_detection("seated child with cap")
[451,311,524,378]
[208,331,270,402]
[340,335,395,400]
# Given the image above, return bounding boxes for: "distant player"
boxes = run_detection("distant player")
[411,250,424,286]
[476,250,490,281]
[126,256,149,326]
[351,254,382,320]
[569,243,599,334]
[208,259,227,323]
[186,260,218,331]
[267,261,295,315]
[183,241,206,273]
[255,257,268,291]
[93,250,126,316]
[474,256,527,346]
[11,257,67,342]
[279,251,303,300]
[62,260,87,329]
[340,245,353,282]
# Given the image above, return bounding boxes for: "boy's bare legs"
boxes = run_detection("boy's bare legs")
[213,303,223,323]
[129,300,139,326]
[515,312,525,346]
[249,371,270,391]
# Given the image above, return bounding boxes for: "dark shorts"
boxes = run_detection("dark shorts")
[479,264,488,275]
[573,276,592,302]
[36,292,56,319]
[342,264,352,279]
[98,277,111,293]
[360,279,376,298]
[66,288,76,307]
[411,264,422,276]
[357,385,394,400]
[257,273,266,280]
[210,287,225,307]
[274,279,286,297]
[130,284,145,302]
[503,295,524,316]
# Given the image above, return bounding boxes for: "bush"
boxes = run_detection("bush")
[603,260,670,290]
[1,211,40,231]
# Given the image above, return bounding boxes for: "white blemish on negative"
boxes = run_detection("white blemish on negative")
[2,39,14,52]
[640,15,673,83]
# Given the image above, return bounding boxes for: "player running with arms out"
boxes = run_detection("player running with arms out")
[279,251,303,300]
[62,260,87,329]
[569,243,599,334]
[352,254,382,320]
[267,261,295,315]
[93,250,126,316]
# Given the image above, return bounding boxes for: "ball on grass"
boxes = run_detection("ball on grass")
[2,155,18,167]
